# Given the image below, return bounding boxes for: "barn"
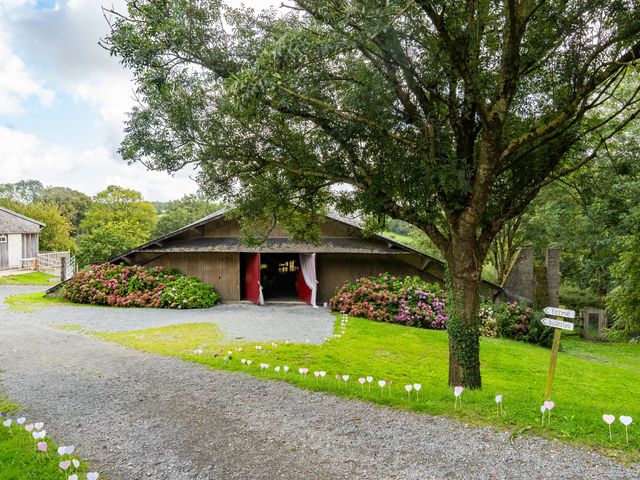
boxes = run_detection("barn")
[111,210,499,305]
[0,206,44,270]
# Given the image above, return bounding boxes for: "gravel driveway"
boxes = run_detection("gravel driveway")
[3,286,335,343]
[0,286,638,479]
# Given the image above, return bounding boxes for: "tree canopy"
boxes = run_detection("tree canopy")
[81,185,157,235]
[40,186,92,235]
[153,194,222,237]
[76,220,150,266]
[77,186,158,265]
[105,0,640,387]
[0,180,43,204]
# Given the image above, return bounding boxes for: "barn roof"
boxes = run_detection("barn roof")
[0,206,45,234]
[40,208,498,294]
[110,208,438,263]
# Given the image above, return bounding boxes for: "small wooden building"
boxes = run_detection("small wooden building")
[112,210,499,305]
[0,206,44,270]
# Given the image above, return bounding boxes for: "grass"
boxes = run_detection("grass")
[4,292,75,313]
[0,272,58,285]
[0,397,89,479]
[91,316,640,461]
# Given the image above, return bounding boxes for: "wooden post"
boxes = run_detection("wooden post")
[61,256,68,281]
[544,328,562,400]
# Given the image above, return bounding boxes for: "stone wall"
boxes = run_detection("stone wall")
[545,248,561,308]
[501,246,534,304]
[502,246,560,307]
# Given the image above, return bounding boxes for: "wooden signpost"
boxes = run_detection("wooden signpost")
[542,306,575,400]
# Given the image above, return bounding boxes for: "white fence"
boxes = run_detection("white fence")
[36,251,76,280]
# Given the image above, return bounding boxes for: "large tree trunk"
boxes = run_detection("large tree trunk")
[446,233,484,389]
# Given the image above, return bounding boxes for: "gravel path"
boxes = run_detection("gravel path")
[3,286,335,343]
[0,287,638,479]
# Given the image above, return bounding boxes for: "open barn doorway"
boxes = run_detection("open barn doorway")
[240,252,316,305]
[259,253,301,302]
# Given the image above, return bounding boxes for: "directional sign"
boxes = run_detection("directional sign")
[541,317,574,331]
[543,306,575,319]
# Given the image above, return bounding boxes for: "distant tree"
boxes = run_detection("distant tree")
[151,201,170,215]
[154,194,222,237]
[76,221,147,265]
[0,180,43,203]
[81,185,157,236]
[388,219,411,237]
[40,187,92,235]
[77,186,157,265]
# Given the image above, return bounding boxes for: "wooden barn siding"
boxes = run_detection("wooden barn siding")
[22,233,39,259]
[316,254,441,303]
[147,252,241,301]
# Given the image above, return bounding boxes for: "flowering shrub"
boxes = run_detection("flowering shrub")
[495,302,535,341]
[494,301,553,347]
[63,263,219,309]
[160,276,220,309]
[478,304,498,337]
[330,273,447,329]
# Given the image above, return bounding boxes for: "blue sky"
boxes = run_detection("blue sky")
[0,0,275,201]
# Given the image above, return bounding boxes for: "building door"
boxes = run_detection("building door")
[0,234,8,269]
[245,252,262,304]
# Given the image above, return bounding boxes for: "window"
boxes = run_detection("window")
[278,260,298,273]
[0,235,6,243]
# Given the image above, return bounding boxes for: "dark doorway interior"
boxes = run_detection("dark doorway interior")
[260,253,300,300]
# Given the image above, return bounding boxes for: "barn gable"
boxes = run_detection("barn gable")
[0,207,45,234]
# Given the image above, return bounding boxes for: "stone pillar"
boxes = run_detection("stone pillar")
[545,248,561,308]
[501,246,534,305]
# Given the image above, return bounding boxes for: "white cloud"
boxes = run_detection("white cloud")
[0,23,54,115]
[0,0,277,200]
[6,0,134,143]
[0,126,198,200]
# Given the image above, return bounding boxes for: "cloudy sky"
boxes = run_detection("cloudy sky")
[0,0,276,201]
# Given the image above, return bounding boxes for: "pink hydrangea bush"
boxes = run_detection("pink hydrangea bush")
[63,263,219,309]
[330,273,448,329]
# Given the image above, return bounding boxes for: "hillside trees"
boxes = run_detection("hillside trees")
[0,180,43,203]
[40,187,92,234]
[77,186,157,265]
[153,194,222,237]
[105,0,640,387]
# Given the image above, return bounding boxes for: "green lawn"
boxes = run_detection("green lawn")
[92,316,640,460]
[0,397,90,479]
[4,292,74,313]
[0,272,58,285]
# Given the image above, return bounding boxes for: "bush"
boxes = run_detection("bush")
[331,274,551,345]
[63,263,219,309]
[478,302,498,338]
[330,273,447,329]
[160,276,220,309]
[559,283,604,312]
[495,302,534,341]
[494,301,553,347]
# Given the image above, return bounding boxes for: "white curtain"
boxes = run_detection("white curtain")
[299,253,318,307]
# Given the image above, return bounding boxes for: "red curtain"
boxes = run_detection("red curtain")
[297,270,312,304]
[245,253,262,304]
